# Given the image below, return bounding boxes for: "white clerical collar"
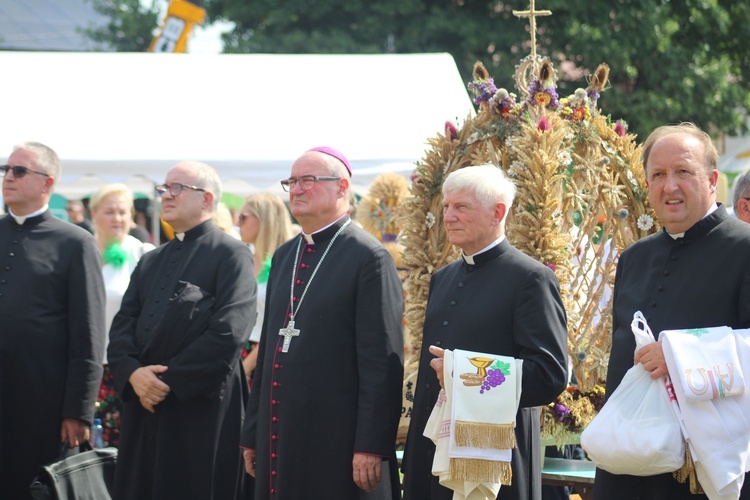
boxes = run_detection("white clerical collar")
[301,213,348,244]
[462,235,506,265]
[9,204,48,225]
[666,203,718,240]
[175,233,185,241]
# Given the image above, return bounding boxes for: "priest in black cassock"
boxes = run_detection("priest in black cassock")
[594,124,750,499]
[0,142,106,499]
[107,161,257,500]
[240,147,404,499]
[402,164,569,500]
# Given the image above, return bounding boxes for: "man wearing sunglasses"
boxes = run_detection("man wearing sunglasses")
[0,142,106,499]
[107,160,257,500]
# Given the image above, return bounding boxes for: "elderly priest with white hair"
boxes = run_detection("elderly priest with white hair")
[402,164,569,500]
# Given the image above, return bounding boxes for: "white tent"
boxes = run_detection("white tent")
[0,51,475,200]
[720,134,750,174]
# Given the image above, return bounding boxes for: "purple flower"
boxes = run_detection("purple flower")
[554,403,571,422]
[468,79,498,106]
[490,90,518,118]
[527,80,560,109]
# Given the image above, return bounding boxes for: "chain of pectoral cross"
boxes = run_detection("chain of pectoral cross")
[278,219,352,352]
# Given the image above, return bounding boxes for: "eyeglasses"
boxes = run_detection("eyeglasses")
[280,175,340,192]
[0,165,50,179]
[155,183,206,198]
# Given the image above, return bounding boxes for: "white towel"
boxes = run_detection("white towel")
[423,349,523,500]
[661,328,750,498]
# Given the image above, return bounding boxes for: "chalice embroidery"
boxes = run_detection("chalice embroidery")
[460,356,511,395]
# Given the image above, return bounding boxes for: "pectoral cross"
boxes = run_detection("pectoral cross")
[513,0,552,61]
[279,320,300,352]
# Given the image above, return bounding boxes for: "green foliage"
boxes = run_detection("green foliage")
[203,0,750,140]
[81,0,161,52]
[491,359,512,375]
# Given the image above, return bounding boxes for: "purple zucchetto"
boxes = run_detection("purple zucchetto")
[308,146,352,177]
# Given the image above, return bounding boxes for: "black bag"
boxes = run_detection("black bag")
[29,442,117,500]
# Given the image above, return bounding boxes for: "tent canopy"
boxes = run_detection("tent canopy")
[0,51,475,200]
[720,135,750,174]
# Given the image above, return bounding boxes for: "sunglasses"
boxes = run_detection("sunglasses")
[238,212,255,225]
[0,165,51,179]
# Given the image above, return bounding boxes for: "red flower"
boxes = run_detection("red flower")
[444,121,458,140]
[537,116,551,131]
[535,92,551,106]
[614,120,627,137]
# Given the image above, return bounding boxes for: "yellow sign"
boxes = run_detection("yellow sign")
[149,0,207,53]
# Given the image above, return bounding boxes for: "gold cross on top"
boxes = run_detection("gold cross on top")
[513,0,552,61]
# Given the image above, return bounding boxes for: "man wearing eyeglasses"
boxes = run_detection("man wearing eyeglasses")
[0,142,106,499]
[107,161,257,499]
[240,147,404,499]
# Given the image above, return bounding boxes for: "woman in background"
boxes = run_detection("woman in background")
[213,201,241,239]
[238,193,294,385]
[90,183,154,447]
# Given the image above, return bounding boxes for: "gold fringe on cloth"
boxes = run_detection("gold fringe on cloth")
[454,421,516,450]
[672,442,704,495]
[449,458,513,485]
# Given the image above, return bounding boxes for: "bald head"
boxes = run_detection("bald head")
[160,161,222,233]
[287,151,350,233]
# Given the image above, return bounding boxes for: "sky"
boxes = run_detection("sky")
[186,18,233,54]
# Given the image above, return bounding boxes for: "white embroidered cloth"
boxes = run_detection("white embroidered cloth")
[661,326,744,401]
[423,349,523,500]
[661,327,750,499]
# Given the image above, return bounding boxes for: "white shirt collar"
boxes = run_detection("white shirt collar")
[301,213,348,244]
[462,235,506,265]
[175,233,185,241]
[666,203,718,239]
[9,204,48,225]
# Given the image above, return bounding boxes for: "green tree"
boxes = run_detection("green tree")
[204,0,750,140]
[81,0,161,52]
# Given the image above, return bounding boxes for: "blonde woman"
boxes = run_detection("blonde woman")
[238,193,294,384]
[212,201,240,239]
[90,183,154,446]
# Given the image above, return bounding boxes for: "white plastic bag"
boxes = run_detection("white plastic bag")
[581,311,685,476]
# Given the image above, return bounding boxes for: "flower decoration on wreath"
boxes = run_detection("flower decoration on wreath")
[399,3,659,445]
[542,385,606,445]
